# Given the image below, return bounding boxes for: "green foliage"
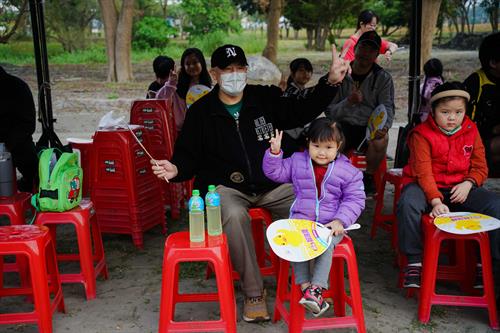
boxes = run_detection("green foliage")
[44,0,98,52]
[133,16,177,50]
[0,0,28,43]
[365,0,410,36]
[181,0,241,37]
[188,30,266,56]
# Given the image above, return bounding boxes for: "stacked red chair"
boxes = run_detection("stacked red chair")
[90,126,166,249]
[158,231,237,333]
[130,99,186,219]
[273,236,366,333]
[418,215,498,329]
[0,225,65,333]
[67,138,94,199]
[35,199,109,300]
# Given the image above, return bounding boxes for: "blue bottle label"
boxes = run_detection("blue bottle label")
[206,192,220,207]
[189,196,204,211]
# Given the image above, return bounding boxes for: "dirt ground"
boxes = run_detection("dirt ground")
[1,49,500,332]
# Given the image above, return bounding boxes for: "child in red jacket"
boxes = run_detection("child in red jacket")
[397,82,500,290]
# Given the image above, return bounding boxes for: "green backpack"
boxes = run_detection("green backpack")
[32,148,83,212]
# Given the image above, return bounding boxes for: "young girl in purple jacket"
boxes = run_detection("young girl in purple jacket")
[263,117,366,317]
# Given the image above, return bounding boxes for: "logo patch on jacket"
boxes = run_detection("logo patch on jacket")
[230,172,244,183]
[463,145,473,157]
[254,116,274,141]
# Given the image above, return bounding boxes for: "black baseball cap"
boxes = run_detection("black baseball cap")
[211,44,248,69]
[356,30,382,50]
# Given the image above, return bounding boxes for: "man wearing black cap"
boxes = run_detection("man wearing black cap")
[326,30,395,196]
[152,44,349,322]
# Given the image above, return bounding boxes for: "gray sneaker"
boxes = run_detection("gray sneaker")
[243,291,270,323]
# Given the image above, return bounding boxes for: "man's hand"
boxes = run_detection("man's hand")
[328,45,350,85]
[373,127,388,140]
[430,198,449,218]
[151,159,178,181]
[384,50,393,61]
[347,88,363,105]
[325,219,345,236]
[269,129,283,154]
[450,181,473,204]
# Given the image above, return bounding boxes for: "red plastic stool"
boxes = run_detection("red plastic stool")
[0,192,33,274]
[0,225,65,333]
[206,207,279,281]
[371,168,403,248]
[34,199,108,300]
[158,232,237,333]
[348,151,387,195]
[0,192,32,225]
[67,138,93,198]
[418,215,499,329]
[273,236,366,333]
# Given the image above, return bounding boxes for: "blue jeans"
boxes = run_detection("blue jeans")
[291,234,343,289]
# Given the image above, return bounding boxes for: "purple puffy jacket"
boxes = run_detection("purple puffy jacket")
[262,149,365,227]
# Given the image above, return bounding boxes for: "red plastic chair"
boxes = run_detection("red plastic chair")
[347,151,387,196]
[0,192,32,225]
[130,99,187,219]
[273,236,366,333]
[206,207,279,281]
[0,192,33,274]
[418,215,499,329]
[91,127,166,249]
[158,231,237,333]
[34,199,108,300]
[67,138,94,198]
[0,225,65,333]
[371,168,403,248]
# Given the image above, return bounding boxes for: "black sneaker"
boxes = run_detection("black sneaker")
[473,265,483,289]
[363,172,376,197]
[403,265,422,288]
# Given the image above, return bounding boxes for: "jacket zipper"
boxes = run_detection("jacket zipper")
[309,158,335,222]
[235,119,254,183]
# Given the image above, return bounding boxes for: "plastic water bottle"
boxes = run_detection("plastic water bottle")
[188,189,205,243]
[206,185,222,236]
[0,143,14,197]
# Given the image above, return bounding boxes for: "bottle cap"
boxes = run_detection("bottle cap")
[208,185,216,192]
[192,189,200,196]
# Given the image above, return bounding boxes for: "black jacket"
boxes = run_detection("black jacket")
[0,66,36,150]
[171,76,339,195]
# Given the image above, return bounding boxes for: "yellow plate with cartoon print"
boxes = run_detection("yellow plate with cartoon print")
[434,212,500,235]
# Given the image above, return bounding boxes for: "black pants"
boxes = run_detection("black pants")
[9,138,38,192]
[397,183,500,265]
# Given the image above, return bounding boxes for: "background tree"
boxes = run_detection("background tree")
[367,0,409,36]
[0,0,28,44]
[44,0,98,53]
[421,0,442,66]
[481,0,499,32]
[285,0,362,51]
[262,0,282,63]
[181,0,240,36]
[99,0,135,82]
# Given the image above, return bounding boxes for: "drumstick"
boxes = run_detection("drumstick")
[127,125,170,183]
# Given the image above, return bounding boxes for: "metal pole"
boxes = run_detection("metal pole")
[28,0,54,132]
[408,0,422,123]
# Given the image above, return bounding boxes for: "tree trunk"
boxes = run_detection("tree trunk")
[99,0,134,82]
[294,29,299,40]
[262,0,282,64]
[161,0,167,19]
[115,0,134,82]
[490,0,499,32]
[315,26,329,51]
[306,28,313,49]
[471,0,476,33]
[421,0,442,67]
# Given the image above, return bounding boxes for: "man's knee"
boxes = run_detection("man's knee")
[222,204,249,227]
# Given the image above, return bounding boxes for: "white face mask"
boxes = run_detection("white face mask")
[219,72,247,96]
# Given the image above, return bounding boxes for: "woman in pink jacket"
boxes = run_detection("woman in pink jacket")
[156,48,212,132]
[263,118,365,317]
